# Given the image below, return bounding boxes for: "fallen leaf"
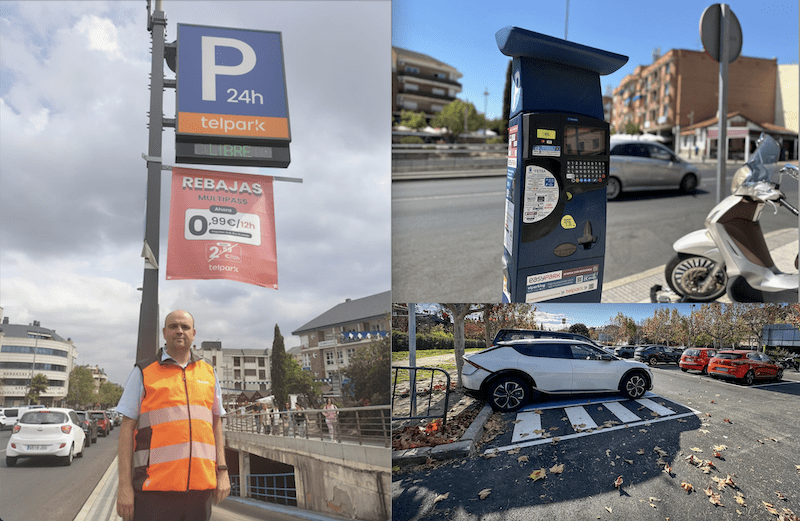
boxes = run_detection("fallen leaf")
[649,497,662,503]
[709,492,723,506]
[636,449,645,455]
[735,493,746,506]
[713,444,727,451]
[529,469,546,482]
[478,489,491,500]
[700,429,710,435]
[614,476,623,489]
[681,481,694,493]
[710,400,715,403]
[713,451,722,459]
[434,492,449,504]
[550,463,564,474]
[533,410,543,415]
[624,459,634,465]
[639,429,648,433]
[764,502,779,515]
[776,491,787,501]
[664,464,673,475]
[606,449,611,457]
[605,507,612,514]
[508,448,521,455]
[691,447,703,452]
[518,455,529,463]
[677,418,687,423]
[724,418,732,423]
[704,485,714,497]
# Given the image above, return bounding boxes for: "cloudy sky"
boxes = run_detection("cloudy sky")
[0,1,390,386]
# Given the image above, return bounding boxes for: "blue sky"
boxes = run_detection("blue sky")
[392,0,798,120]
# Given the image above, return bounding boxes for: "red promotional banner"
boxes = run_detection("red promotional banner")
[166,167,277,288]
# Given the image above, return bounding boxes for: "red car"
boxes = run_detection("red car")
[708,350,783,385]
[89,410,111,437]
[679,348,718,374]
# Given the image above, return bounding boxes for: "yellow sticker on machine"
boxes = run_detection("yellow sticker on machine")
[537,129,556,139]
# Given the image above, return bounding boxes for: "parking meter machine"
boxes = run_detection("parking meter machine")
[497,27,627,303]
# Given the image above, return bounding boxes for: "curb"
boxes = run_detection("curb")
[392,403,493,468]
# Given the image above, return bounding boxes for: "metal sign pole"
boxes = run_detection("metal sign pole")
[136,2,168,363]
[716,4,730,204]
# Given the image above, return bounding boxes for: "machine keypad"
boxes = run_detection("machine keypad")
[566,160,606,184]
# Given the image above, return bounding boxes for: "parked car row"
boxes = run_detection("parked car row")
[613,345,684,366]
[680,348,784,385]
[5,408,116,467]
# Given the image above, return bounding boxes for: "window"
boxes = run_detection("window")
[326,352,335,366]
[319,331,326,342]
[212,356,217,366]
[347,348,355,359]
[404,66,420,74]
[513,343,569,358]
[245,369,256,376]
[568,343,603,360]
[338,351,344,364]
[404,83,419,91]
[302,354,310,367]
[244,357,256,364]
[432,87,445,96]
[258,358,265,367]
[233,357,240,367]
[234,370,241,379]
[259,370,266,380]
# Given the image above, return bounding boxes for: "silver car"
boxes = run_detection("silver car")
[607,140,700,200]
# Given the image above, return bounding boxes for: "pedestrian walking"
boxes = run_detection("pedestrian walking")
[294,403,306,437]
[323,398,338,441]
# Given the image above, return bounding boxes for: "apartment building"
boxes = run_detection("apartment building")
[292,291,390,393]
[392,47,462,124]
[195,341,271,401]
[0,312,78,407]
[611,49,796,160]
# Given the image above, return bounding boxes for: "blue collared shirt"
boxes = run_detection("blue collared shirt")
[117,350,225,421]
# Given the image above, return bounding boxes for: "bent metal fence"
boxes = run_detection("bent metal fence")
[391,366,451,427]
[224,405,390,448]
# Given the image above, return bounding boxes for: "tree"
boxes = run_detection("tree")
[271,325,288,409]
[342,335,390,405]
[398,110,427,129]
[97,381,124,409]
[611,312,638,344]
[67,366,96,407]
[431,100,484,142]
[26,374,48,404]
[481,304,538,348]
[442,304,484,387]
[732,303,787,351]
[569,323,590,338]
[283,355,321,407]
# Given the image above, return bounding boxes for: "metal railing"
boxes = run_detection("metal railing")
[231,473,297,506]
[391,366,451,426]
[223,405,390,448]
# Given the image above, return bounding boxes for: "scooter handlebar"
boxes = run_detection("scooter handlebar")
[778,196,800,217]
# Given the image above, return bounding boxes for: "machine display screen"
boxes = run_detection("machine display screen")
[563,125,606,156]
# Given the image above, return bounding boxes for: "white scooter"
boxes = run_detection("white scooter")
[665,134,799,302]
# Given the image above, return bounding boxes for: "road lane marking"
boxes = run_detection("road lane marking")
[603,401,642,423]
[512,410,542,443]
[635,398,675,416]
[565,406,598,431]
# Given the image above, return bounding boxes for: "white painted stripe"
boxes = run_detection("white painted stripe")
[564,406,598,431]
[603,401,642,423]
[512,410,542,443]
[635,398,675,417]
[483,411,697,455]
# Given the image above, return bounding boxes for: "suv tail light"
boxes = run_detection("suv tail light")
[12,425,21,434]
[61,425,72,434]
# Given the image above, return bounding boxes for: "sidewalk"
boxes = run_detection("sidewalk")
[72,456,357,521]
[602,228,798,303]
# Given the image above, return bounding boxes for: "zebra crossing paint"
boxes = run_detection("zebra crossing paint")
[492,394,699,455]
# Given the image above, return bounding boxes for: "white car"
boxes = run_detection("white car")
[462,339,654,412]
[6,408,86,466]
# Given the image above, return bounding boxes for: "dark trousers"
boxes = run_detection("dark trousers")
[133,489,213,521]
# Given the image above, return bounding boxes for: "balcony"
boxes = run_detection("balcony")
[396,69,462,88]
[340,331,388,344]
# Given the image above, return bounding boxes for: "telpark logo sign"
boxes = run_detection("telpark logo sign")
[166,167,277,289]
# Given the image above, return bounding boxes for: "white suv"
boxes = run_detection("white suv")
[462,338,653,412]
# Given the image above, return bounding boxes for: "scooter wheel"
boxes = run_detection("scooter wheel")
[666,253,727,302]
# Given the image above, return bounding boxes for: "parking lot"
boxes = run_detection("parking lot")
[393,364,800,521]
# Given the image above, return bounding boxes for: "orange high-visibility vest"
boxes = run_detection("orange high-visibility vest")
[133,349,217,491]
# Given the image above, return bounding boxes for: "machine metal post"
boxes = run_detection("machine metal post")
[136,1,168,363]
[716,4,730,203]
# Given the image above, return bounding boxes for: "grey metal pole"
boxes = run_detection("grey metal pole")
[136,2,167,363]
[408,304,417,418]
[716,4,730,204]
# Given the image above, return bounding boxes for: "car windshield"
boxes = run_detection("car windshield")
[684,349,699,356]
[715,353,742,360]
[20,411,67,424]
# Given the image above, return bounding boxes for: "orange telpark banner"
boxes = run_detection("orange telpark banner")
[167,167,277,289]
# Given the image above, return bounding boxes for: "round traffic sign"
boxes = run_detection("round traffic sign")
[699,4,742,63]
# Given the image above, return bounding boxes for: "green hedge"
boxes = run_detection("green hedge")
[391,331,486,352]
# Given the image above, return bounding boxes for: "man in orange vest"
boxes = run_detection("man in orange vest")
[116,310,231,521]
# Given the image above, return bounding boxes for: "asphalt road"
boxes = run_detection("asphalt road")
[392,163,799,302]
[0,424,120,521]
[392,365,800,521]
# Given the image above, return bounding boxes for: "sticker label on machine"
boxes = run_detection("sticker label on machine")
[523,165,559,223]
[525,265,599,303]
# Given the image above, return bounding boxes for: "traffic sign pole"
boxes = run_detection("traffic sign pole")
[716,4,729,204]
[136,1,169,363]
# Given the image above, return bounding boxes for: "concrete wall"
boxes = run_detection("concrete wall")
[226,431,390,521]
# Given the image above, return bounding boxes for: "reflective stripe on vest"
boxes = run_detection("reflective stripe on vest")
[133,354,217,492]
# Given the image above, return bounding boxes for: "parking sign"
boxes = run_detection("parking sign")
[176,24,291,167]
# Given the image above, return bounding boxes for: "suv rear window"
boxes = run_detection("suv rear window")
[684,349,699,356]
[512,343,570,359]
[90,412,106,420]
[20,411,67,424]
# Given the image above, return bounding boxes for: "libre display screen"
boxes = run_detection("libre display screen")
[564,125,606,156]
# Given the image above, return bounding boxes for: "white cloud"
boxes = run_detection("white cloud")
[75,14,122,60]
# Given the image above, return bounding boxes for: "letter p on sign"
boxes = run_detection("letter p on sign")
[201,36,257,101]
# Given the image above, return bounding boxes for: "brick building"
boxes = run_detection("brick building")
[611,49,797,160]
[392,47,462,125]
